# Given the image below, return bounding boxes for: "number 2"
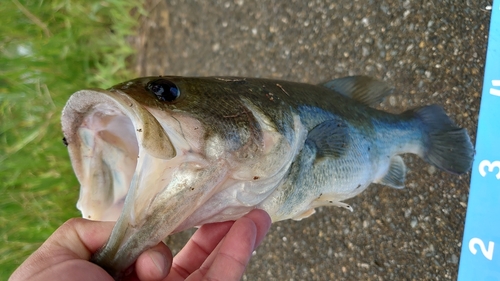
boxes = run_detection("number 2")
[469,238,495,260]
[478,160,500,179]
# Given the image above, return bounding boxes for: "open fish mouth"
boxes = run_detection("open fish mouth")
[61,88,177,222]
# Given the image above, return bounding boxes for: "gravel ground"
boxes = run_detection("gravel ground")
[131,0,491,280]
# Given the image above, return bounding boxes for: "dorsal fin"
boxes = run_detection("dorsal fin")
[320,76,394,106]
[305,119,349,159]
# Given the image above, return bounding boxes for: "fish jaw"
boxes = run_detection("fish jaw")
[61,89,176,221]
[93,156,230,279]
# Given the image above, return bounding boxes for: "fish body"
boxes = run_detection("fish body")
[61,76,473,279]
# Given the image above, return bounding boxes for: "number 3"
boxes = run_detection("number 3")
[469,238,495,260]
[478,160,500,179]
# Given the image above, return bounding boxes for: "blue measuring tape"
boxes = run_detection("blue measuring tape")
[458,1,500,280]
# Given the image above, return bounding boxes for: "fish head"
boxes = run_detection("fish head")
[61,76,217,222]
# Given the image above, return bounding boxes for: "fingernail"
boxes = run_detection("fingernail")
[148,250,167,275]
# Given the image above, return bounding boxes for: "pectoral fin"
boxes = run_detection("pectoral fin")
[321,76,394,106]
[376,155,406,189]
[306,119,349,159]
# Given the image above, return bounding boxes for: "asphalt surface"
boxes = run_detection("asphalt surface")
[131,0,491,280]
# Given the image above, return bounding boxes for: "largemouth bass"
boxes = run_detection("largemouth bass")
[61,76,473,279]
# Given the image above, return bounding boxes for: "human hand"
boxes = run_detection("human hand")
[10,209,272,281]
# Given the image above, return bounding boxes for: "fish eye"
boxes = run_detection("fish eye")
[146,79,180,102]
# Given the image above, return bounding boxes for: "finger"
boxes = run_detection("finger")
[194,216,257,281]
[10,218,115,281]
[134,241,173,281]
[33,218,114,260]
[191,209,272,281]
[170,220,234,279]
[241,209,272,250]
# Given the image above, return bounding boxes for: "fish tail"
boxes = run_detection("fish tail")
[411,105,474,174]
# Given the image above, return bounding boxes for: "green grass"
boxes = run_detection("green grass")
[0,0,142,278]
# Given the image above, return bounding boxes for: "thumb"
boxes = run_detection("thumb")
[133,241,173,281]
